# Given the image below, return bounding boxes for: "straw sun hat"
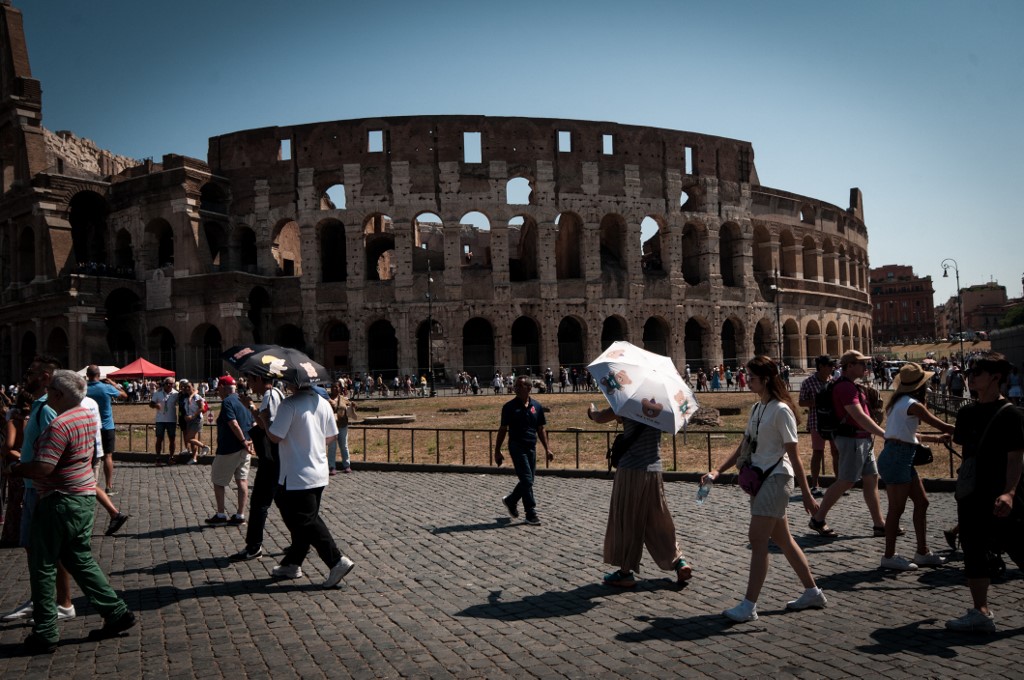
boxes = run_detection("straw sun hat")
[892,362,934,395]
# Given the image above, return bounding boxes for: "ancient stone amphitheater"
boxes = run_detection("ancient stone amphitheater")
[0,6,871,381]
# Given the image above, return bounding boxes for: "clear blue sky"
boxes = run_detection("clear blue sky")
[21,0,1024,310]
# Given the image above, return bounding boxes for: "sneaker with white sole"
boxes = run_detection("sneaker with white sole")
[913,552,947,567]
[945,608,996,633]
[28,604,76,625]
[271,564,303,579]
[2,599,33,621]
[323,556,355,588]
[786,589,828,611]
[880,554,918,571]
[723,601,758,622]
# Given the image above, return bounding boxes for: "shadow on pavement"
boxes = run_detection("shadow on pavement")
[111,556,228,576]
[116,579,328,612]
[615,613,754,642]
[129,525,208,540]
[859,619,1024,657]
[457,583,619,620]
[430,517,514,534]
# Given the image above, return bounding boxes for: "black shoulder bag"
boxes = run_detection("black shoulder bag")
[607,422,648,471]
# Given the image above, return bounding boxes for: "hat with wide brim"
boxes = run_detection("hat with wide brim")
[839,349,870,366]
[892,362,934,395]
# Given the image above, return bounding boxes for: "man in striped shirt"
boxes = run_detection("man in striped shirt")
[7,370,135,654]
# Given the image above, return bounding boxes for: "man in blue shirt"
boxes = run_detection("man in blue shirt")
[494,376,553,525]
[85,365,126,495]
[206,376,255,526]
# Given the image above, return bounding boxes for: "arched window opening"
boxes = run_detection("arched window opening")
[601,316,628,351]
[321,184,347,210]
[506,177,531,205]
[45,327,69,371]
[721,319,739,368]
[113,229,134,273]
[752,225,772,275]
[200,183,228,214]
[462,317,494,377]
[145,219,174,270]
[783,319,800,366]
[416,319,444,378]
[413,212,445,272]
[684,319,706,371]
[105,288,141,366]
[511,316,540,375]
[642,317,670,357]
[826,321,840,357]
[599,214,627,272]
[508,216,538,282]
[147,327,177,374]
[753,318,773,358]
[779,230,797,278]
[191,324,223,381]
[367,320,399,379]
[719,222,742,287]
[459,212,491,268]
[325,322,351,374]
[554,212,582,280]
[681,223,703,285]
[248,287,271,344]
[805,320,823,361]
[69,191,111,267]
[204,221,227,270]
[557,317,585,369]
[320,219,347,282]
[272,219,302,276]
[18,226,35,283]
[802,235,818,281]
[276,324,306,352]
[641,216,664,274]
[237,227,258,273]
[20,331,36,372]
[822,238,836,284]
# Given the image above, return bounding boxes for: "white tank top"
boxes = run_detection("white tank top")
[883,395,920,444]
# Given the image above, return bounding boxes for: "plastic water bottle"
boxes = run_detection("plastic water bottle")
[696,481,711,506]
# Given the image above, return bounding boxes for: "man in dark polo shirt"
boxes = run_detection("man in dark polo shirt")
[494,376,554,525]
[808,350,887,537]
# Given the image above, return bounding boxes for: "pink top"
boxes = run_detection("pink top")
[33,406,98,498]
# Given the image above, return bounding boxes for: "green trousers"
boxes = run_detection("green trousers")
[29,493,128,642]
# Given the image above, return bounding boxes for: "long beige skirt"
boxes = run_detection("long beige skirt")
[603,467,684,573]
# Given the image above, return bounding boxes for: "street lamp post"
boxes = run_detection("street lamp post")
[426,260,436,397]
[941,258,964,363]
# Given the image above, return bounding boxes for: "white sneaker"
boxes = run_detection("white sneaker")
[201,445,211,456]
[786,589,828,611]
[28,604,76,625]
[913,552,947,567]
[2,599,33,621]
[323,556,355,588]
[880,554,919,571]
[271,564,303,579]
[945,608,996,633]
[723,601,758,622]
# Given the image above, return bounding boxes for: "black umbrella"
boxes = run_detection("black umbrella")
[222,344,330,387]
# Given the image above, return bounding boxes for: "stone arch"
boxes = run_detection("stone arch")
[459,211,491,268]
[69,190,111,266]
[783,318,800,366]
[837,245,849,286]
[17,225,35,282]
[321,183,347,210]
[147,326,177,374]
[779,229,797,278]
[144,218,174,270]
[367,319,399,378]
[247,286,271,343]
[822,237,836,283]
[20,330,36,371]
[190,323,223,381]
[805,319,823,361]
[640,215,666,274]
[601,315,628,350]
[276,324,306,352]
[105,288,141,365]
[200,182,229,214]
[506,177,531,205]
[413,211,445,270]
[719,221,743,287]
[363,213,395,281]
[721,317,744,367]
[841,322,852,353]
[557,316,586,368]
[599,213,627,272]
[825,321,840,357]
[852,323,861,351]
[324,321,351,373]
[511,315,541,375]
[681,221,706,285]
[272,218,302,276]
[508,215,539,282]
[462,316,495,377]
[799,203,816,225]
[204,220,228,270]
[554,212,583,279]
[753,317,774,358]
[684,317,709,370]
[45,326,69,370]
[643,316,671,357]
[801,235,818,280]
[752,224,772,275]
[319,218,347,282]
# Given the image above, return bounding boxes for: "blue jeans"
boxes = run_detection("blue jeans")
[506,441,537,515]
[327,427,350,470]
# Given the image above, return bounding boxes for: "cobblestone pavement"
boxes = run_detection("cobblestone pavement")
[1,463,1022,678]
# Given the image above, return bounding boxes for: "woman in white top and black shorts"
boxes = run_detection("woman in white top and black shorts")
[876,363,953,571]
[703,356,825,623]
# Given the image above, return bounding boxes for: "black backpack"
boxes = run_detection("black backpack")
[814,380,854,441]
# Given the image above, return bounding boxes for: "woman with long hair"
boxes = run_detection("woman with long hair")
[876,363,954,570]
[703,356,825,622]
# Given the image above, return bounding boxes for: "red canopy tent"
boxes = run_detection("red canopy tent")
[107,358,175,380]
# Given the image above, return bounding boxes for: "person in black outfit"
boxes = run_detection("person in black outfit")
[947,352,1024,633]
[494,376,553,525]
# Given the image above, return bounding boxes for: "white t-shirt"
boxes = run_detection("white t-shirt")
[746,399,798,477]
[81,396,104,459]
[151,388,179,423]
[269,390,339,490]
[883,395,920,444]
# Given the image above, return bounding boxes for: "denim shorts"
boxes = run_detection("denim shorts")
[877,440,917,485]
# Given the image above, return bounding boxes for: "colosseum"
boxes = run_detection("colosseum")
[0,4,872,382]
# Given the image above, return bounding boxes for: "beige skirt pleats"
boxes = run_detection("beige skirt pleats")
[603,467,683,573]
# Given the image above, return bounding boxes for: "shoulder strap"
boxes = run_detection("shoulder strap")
[977,401,1015,453]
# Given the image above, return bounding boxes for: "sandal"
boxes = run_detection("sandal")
[944,527,959,551]
[603,569,636,588]
[872,525,905,537]
[674,558,693,584]
[808,517,838,537]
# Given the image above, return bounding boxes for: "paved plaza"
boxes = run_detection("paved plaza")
[1,462,1022,678]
